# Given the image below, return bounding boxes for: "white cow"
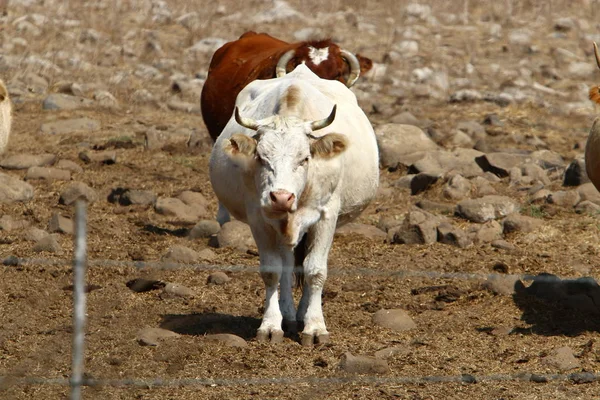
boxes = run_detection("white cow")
[0,78,11,155]
[209,64,379,345]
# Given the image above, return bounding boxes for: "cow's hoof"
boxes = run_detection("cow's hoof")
[301,332,330,347]
[257,329,284,343]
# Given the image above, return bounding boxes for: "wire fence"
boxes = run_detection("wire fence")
[2,202,599,398]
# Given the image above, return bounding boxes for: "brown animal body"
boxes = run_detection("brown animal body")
[588,42,600,190]
[200,31,373,141]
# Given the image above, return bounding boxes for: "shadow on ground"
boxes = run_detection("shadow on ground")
[160,312,261,340]
[512,273,600,336]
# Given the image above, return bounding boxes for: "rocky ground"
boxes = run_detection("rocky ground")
[3,0,600,399]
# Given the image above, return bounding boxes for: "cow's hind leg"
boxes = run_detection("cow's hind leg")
[216,202,231,226]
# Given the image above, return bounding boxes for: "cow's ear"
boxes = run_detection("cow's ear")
[310,133,347,159]
[356,54,373,75]
[225,134,257,157]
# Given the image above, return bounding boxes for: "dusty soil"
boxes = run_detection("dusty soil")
[2,0,600,399]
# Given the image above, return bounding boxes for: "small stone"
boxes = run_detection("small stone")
[207,271,231,285]
[543,347,580,372]
[415,199,455,215]
[372,309,417,332]
[388,209,440,245]
[204,333,247,348]
[214,221,256,251]
[0,173,34,204]
[32,235,62,253]
[547,190,580,208]
[503,213,543,233]
[375,123,438,168]
[0,215,30,231]
[457,195,519,223]
[25,166,71,181]
[335,223,386,241]
[0,153,56,170]
[563,157,589,186]
[189,220,221,239]
[155,197,208,223]
[48,213,74,235]
[491,239,517,251]
[410,173,439,195]
[161,245,200,264]
[136,327,180,346]
[569,372,597,384]
[475,153,530,178]
[339,352,390,374]
[121,189,156,206]
[576,200,600,215]
[59,182,99,205]
[437,222,472,248]
[40,118,100,134]
[25,227,49,241]
[126,278,165,292]
[163,282,194,298]
[443,174,471,200]
[55,160,83,173]
[374,346,410,360]
[577,183,600,205]
[79,150,117,164]
[483,275,520,296]
[42,94,93,110]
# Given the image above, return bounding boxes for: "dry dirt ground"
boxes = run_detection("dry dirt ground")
[3,0,600,399]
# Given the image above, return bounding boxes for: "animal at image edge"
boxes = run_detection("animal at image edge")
[209,64,379,345]
[0,78,12,155]
[587,42,600,192]
[201,31,373,141]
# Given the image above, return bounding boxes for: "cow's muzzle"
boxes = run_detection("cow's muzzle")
[269,190,295,213]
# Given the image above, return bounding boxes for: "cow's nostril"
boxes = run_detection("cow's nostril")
[270,192,277,202]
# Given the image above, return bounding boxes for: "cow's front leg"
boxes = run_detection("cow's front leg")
[297,207,338,347]
[249,218,284,343]
[278,248,297,334]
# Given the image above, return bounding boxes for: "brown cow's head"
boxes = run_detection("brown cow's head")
[276,40,373,87]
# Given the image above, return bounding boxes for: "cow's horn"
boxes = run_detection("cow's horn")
[594,42,600,70]
[310,105,337,131]
[340,49,361,87]
[235,107,259,131]
[276,50,295,78]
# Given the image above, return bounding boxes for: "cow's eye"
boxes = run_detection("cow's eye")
[300,156,309,166]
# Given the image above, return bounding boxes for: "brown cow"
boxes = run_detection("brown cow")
[201,31,373,141]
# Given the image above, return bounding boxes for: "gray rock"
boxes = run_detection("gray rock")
[189,220,221,239]
[79,150,116,164]
[42,94,93,110]
[503,213,543,233]
[576,200,600,215]
[204,333,247,348]
[449,89,482,102]
[136,327,180,346]
[372,309,416,331]
[446,130,474,148]
[577,183,600,205]
[335,223,386,241]
[161,245,200,264]
[375,123,438,168]
[339,352,390,374]
[543,347,580,372]
[415,199,455,215]
[547,190,580,208]
[388,209,440,245]
[530,189,551,203]
[389,111,420,126]
[475,153,530,178]
[166,98,200,114]
[491,239,517,251]
[437,222,472,248]
[483,113,503,127]
[59,182,98,205]
[410,149,484,178]
[522,163,550,185]
[40,118,100,134]
[145,127,191,150]
[48,213,74,234]
[207,271,231,285]
[468,220,503,243]
[0,215,30,231]
[567,62,595,79]
[214,221,256,251]
[457,120,486,140]
[0,153,56,170]
[121,189,156,206]
[55,160,83,173]
[471,176,497,196]
[32,235,62,253]
[25,166,71,181]
[377,215,403,233]
[483,275,520,295]
[163,282,194,298]
[457,195,519,223]
[251,1,303,24]
[374,346,410,360]
[564,157,590,186]
[443,174,472,200]
[25,227,49,242]
[410,173,439,195]
[155,197,207,223]
[0,173,34,203]
[530,150,565,170]
[178,190,209,208]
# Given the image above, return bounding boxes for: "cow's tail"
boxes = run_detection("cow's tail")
[293,234,307,291]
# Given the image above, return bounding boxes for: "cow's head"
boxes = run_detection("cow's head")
[223,105,347,219]
[276,40,372,87]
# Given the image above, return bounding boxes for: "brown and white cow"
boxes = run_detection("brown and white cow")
[209,64,379,345]
[0,78,12,155]
[201,31,373,141]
